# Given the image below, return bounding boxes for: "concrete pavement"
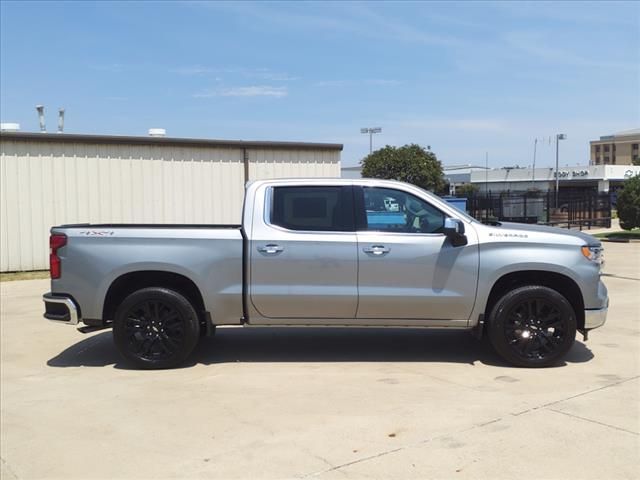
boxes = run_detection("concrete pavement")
[574,217,621,236]
[1,243,638,479]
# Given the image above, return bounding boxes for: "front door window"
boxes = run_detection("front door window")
[363,187,445,234]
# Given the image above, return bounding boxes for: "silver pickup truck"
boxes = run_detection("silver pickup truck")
[43,178,608,369]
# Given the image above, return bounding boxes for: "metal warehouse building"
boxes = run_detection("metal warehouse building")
[0,132,342,272]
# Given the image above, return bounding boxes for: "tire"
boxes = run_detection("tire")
[487,285,577,368]
[113,287,201,369]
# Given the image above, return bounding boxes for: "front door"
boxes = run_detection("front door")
[250,185,358,319]
[356,186,479,321]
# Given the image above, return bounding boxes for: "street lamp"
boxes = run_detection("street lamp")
[361,127,382,154]
[554,133,567,209]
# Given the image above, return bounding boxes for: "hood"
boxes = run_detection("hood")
[492,222,601,246]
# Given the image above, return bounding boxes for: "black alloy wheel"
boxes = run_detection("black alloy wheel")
[113,287,200,369]
[125,300,184,360]
[488,285,577,367]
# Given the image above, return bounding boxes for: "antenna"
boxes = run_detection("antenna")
[57,108,65,133]
[36,105,46,132]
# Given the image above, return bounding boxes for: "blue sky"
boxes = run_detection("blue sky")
[1,1,638,168]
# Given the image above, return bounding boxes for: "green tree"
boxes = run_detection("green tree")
[617,174,640,230]
[361,144,445,192]
[455,183,479,197]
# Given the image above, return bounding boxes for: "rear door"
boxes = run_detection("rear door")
[249,184,358,320]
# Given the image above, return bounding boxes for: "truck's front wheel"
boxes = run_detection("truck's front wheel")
[113,287,200,369]
[487,285,577,368]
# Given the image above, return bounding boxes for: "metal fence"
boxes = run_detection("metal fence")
[460,191,611,229]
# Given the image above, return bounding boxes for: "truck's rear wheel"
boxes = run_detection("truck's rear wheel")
[113,287,200,369]
[487,285,576,368]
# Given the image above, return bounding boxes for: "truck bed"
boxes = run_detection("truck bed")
[50,223,245,324]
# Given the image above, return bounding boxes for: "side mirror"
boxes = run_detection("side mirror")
[443,218,467,246]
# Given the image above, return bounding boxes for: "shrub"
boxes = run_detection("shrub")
[617,175,640,230]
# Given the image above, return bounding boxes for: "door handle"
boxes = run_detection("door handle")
[363,245,390,256]
[257,244,284,255]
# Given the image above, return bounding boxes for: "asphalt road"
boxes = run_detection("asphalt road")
[1,243,638,479]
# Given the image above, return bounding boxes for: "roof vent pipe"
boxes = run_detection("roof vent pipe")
[36,105,46,132]
[57,108,65,133]
[148,128,166,137]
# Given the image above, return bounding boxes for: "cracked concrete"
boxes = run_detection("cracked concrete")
[547,406,639,436]
[1,243,638,479]
[304,376,640,478]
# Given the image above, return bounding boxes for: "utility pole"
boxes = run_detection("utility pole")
[532,138,538,186]
[485,151,489,193]
[485,152,490,223]
[360,127,382,154]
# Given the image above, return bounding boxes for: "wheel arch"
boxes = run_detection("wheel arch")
[102,270,207,323]
[485,270,585,330]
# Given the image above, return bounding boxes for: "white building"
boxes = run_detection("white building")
[341,164,489,192]
[0,132,342,272]
[340,165,363,179]
[469,165,640,193]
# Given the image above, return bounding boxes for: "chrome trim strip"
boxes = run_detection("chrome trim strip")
[262,184,450,237]
[584,305,607,330]
[43,294,80,325]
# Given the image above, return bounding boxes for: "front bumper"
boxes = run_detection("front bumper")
[584,299,608,330]
[43,293,81,325]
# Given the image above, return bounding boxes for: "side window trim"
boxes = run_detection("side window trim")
[355,185,448,235]
[265,185,357,234]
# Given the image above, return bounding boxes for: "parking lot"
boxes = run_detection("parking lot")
[1,242,638,480]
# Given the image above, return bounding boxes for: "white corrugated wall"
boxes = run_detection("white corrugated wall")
[0,139,340,271]
[248,149,340,179]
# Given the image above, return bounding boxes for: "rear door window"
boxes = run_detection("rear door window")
[271,186,354,232]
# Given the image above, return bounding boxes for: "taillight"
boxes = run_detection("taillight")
[50,234,67,279]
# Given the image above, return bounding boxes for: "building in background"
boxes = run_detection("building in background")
[341,164,489,193]
[340,165,363,179]
[590,129,640,166]
[0,131,342,272]
[440,164,489,194]
[469,165,640,194]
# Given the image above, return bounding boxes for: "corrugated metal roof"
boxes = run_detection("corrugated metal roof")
[0,131,344,151]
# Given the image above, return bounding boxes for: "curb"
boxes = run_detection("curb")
[600,238,640,243]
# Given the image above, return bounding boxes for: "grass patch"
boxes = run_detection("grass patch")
[0,270,50,282]
[594,229,640,240]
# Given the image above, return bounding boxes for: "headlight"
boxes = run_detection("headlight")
[581,245,604,266]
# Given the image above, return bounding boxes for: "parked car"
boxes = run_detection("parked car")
[43,178,608,369]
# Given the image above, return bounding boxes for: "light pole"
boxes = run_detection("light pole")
[485,151,489,193]
[361,127,382,154]
[554,133,567,209]
[532,138,538,186]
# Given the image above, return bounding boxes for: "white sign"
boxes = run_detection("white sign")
[554,169,589,179]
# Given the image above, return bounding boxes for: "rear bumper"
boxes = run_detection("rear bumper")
[584,300,608,330]
[43,293,81,325]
